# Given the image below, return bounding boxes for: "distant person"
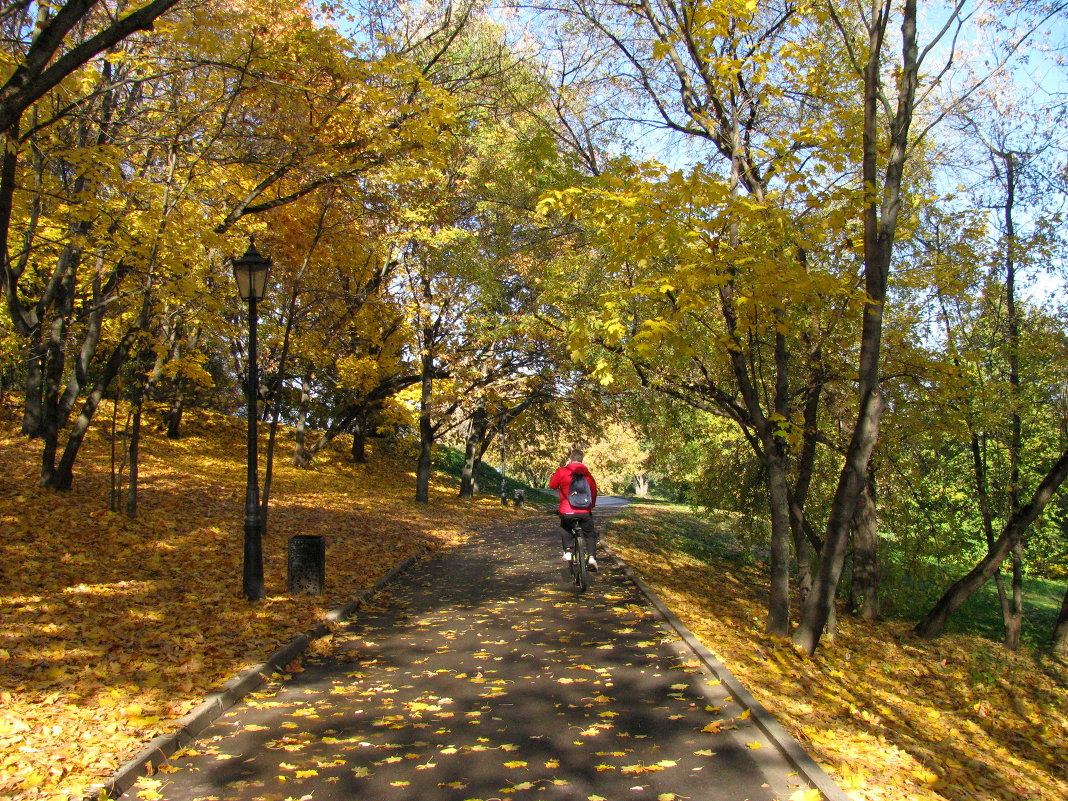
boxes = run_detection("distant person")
[548,449,599,570]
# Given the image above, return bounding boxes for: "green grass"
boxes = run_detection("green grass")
[612,503,752,565]
[620,502,1065,648]
[432,446,555,504]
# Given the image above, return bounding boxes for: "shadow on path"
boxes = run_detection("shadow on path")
[120,515,813,801]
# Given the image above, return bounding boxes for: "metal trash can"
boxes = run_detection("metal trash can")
[513,489,525,507]
[288,534,325,595]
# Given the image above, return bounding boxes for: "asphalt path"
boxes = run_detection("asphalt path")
[119,509,817,801]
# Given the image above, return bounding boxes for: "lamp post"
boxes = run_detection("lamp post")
[232,238,271,602]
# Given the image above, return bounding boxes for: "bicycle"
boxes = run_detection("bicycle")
[564,518,590,592]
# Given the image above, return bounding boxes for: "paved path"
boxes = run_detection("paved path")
[121,514,817,801]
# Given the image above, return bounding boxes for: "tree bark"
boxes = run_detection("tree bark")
[125,400,141,519]
[292,373,311,468]
[415,351,434,504]
[793,388,886,652]
[915,446,1068,638]
[0,0,183,137]
[850,473,879,620]
[351,414,368,463]
[50,327,138,490]
[460,404,488,498]
[794,0,922,655]
[633,473,650,498]
[1052,584,1068,655]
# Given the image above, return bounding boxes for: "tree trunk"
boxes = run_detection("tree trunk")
[38,315,68,486]
[166,391,186,439]
[125,400,141,518]
[633,473,650,498]
[765,448,793,637]
[793,388,886,653]
[351,416,367,463]
[850,474,879,620]
[1052,584,1068,655]
[415,350,434,504]
[50,328,137,490]
[1004,541,1024,650]
[22,327,43,436]
[165,326,201,439]
[794,0,922,655]
[292,374,311,468]
[915,446,1068,638]
[460,404,488,498]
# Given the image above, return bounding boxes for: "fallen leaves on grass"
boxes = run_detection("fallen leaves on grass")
[0,404,524,800]
[610,504,1068,801]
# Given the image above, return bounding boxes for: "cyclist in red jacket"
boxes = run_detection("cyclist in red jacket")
[548,449,599,571]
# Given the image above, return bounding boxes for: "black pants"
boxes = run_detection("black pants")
[560,512,597,555]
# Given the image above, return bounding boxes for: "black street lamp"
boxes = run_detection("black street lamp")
[232,237,271,602]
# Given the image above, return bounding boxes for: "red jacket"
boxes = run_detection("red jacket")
[549,461,598,514]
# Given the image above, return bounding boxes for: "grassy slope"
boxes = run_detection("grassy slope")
[606,503,1068,801]
[0,403,528,800]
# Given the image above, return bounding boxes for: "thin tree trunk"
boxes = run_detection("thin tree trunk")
[915,446,1068,638]
[50,327,138,490]
[22,327,43,435]
[125,400,141,518]
[166,326,201,439]
[1052,584,1068,655]
[292,373,311,468]
[765,450,793,636]
[415,351,434,504]
[39,315,68,486]
[1004,541,1025,650]
[1001,150,1025,649]
[794,0,921,654]
[460,404,488,498]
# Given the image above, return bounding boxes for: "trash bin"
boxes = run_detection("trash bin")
[288,534,325,595]
[513,489,525,507]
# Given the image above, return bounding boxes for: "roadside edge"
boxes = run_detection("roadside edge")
[88,546,431,800]
[606,545,853,801]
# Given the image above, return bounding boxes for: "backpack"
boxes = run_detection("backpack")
[568,471,593,509]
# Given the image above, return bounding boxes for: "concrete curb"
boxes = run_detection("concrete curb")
[91,548,428,800]
[605,544,853,801]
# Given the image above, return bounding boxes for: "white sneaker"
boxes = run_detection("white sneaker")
[562,550,572,561]
[587,556,598,571]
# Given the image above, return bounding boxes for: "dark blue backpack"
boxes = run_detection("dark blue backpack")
[568,472,593,509]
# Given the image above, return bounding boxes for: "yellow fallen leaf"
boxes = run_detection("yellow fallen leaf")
[745,741,763,749]
[504,761,527,768]
[789,790,822,801]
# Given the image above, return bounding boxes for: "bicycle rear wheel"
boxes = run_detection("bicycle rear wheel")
[573,531,589,592]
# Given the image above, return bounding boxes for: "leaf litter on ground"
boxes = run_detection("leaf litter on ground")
[0,402,524,800]
[609,503,1068,801]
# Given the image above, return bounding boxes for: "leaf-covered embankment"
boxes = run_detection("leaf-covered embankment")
[608,503,1068,801]
[0,403,523,799]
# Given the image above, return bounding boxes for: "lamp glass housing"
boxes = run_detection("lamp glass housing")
[232,240,271,302]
